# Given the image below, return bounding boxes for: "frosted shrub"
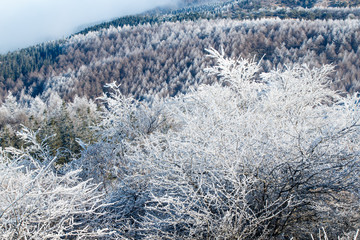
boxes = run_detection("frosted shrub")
[0,128,112,239]
[83,49,360,239]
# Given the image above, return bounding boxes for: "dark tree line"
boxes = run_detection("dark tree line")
[0,42,63,99]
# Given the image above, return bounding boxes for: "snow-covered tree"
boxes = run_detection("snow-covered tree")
[88,48,360,239]
[0,127,113,239]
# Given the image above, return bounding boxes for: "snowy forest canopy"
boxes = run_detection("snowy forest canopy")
[3,17,360,161]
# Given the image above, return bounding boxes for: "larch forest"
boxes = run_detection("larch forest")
[1,0,360,239]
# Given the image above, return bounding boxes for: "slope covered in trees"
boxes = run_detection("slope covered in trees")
[1,51,359,239]
[2,18,360,103]
[1,1,360,102]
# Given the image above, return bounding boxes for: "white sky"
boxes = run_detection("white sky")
[0,0,178,53]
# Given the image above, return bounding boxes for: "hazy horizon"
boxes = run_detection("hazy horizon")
[0,0,179,54]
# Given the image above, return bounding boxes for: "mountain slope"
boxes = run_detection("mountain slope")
[1,0,360,102]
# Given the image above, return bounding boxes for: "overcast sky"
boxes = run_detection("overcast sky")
[0,0,178,53]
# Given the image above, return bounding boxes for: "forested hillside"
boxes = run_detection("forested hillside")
[1,18,360,102]
[1,1,360,102]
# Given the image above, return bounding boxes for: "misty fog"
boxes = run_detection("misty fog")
[0,0,179,53]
